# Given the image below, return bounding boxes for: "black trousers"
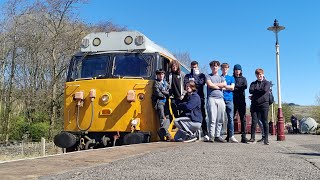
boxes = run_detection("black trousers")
[251,106,269,141]
[200,99,208,136]
[234,101,246,138]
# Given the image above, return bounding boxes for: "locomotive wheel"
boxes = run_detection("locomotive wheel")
[123,132,145,145]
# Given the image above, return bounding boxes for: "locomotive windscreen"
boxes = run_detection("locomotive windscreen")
[67,53,155,82]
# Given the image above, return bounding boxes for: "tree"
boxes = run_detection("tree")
[173,51,192,68]
[271,103,294,123]
[0,0,31,142]
[0,0,129,141]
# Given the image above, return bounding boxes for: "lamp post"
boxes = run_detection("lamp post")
[270,81,276,135]
[267,19,285,141]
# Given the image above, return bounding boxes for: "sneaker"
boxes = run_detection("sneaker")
[183,136,197,143]
[241,138,248,144]
[248,138,256,144]
[166,136,174,142]
[214,137,227,143]
[229,136,239,143]
[264,140,270,145]
[203,135,210,142]
[257,138,265,143]
[195,130,201,140]
[225,136,229,142]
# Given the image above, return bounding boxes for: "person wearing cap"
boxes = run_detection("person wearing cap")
[248,68,271,145]
[152,69,172,141]
[184,61,208,141]
[206,60,227,143]
[233,64,249,143]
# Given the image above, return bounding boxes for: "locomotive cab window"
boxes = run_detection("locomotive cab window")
[67,54,111,81]
[112,53,153,78]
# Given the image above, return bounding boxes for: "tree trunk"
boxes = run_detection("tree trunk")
[49,47,57,138]
[3,37,17,143]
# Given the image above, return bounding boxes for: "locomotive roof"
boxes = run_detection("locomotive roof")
[80,31,177,60]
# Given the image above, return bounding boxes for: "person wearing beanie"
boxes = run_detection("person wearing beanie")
[233,64,248,143]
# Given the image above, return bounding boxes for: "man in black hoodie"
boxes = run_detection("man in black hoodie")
[233,64,248,143]
[249,68,271,145]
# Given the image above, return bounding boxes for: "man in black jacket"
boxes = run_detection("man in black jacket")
[152,69,172,141]
[249,68,271,145]
[233,64,248,143]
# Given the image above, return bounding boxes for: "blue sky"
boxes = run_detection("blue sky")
[77,0,320,106]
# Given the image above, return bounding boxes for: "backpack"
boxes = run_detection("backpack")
[269,90,275,105]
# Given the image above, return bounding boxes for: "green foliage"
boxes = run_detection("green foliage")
[312,93,320,123]
[9,116,28,140]
[28,122,50,141]
[282,103,294,123]
[271,103,294,123]
[313,107,320,122]
[32,111,50,123]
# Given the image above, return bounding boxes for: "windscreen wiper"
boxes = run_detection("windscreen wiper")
[75,77,93,81]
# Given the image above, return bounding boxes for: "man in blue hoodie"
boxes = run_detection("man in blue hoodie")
[221,63,238,143]
[184,61,208,141]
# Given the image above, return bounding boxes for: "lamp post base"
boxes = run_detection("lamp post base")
[277,108,285,141]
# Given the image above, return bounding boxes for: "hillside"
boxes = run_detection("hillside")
[245,105,319,122]
[292,105,318,121]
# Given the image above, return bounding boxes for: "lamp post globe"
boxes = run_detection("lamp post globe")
[267,19,285,141]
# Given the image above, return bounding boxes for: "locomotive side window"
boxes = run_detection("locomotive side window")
[162,57,170,73]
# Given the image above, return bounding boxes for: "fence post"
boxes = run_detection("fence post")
[41,137,45,156]
[21,141,24,156]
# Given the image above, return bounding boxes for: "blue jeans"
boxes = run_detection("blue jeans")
[225,100,234,137]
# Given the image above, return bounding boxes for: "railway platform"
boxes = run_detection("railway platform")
[1,134,320,179]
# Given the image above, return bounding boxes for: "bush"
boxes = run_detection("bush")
[28,122,50,141]
[9,116,28,140]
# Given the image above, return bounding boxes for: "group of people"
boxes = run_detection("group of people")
[152,59,272,145]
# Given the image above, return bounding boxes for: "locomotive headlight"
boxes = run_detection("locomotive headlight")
[131,118,140,126]
[138,93,145,101]
[131,119,138,126]
[93,38,101,46]
[81,38,89,48]
[135,36,144,46]
[101,93,112,104]
[124,36,133,45]
[131,118,141,131]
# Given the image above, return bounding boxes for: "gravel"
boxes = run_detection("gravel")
[40,134,320,180]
